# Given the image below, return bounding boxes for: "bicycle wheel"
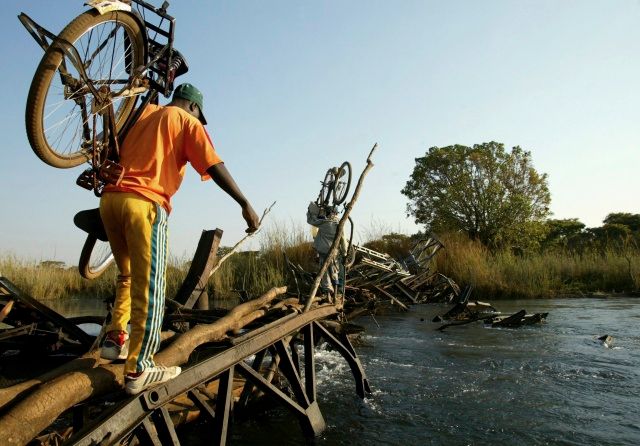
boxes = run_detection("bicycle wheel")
[317,169,334,207]
[26,10,146,168]
[332,161,352,205]
[79,234,115,280]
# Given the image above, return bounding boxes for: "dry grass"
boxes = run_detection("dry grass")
[434,232,640,299]
[0,222,318,302]
[9,222,634,303]
[209,221,316,301]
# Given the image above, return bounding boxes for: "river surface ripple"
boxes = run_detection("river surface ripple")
[231,298,640,446]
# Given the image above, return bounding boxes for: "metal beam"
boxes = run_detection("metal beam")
[70,305,336,445]
[212,367,234,445]
[274,340,310,408]
[187,388,216,423]
[303,324,317,403]
[237,348,267,409]
[236,362,325,437]
[151,407,181,446]
[313,321,371,398]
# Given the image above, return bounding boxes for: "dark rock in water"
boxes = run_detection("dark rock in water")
[597,335,614,346]
[485,311,548,328]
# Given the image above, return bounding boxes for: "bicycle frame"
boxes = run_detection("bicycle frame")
[315,164,351,210]
[19,0,188,196]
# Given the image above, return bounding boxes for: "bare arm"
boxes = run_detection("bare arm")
[207,163,259,233]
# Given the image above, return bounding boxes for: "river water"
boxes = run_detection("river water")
[49,297,640,445]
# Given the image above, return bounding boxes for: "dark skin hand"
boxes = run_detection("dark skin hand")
[170,98,260,233]
[207,163,260,233]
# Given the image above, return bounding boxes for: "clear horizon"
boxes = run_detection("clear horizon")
[1,0,638,265]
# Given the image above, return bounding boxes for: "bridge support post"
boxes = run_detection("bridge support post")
[213,366,235,445]
[173,229,223,310]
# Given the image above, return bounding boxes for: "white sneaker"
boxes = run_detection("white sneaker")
[100,331,129,360]
[125,365,182,395]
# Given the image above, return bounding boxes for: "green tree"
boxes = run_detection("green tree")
[402,141,551,249]
[542,218,586,249]
[588,223,632,251]
[603,213,640,232]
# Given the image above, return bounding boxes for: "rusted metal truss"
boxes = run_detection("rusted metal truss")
[1,227,373,445]
[68,305,371,445]
[0,277,95,355]
[283,233,460,309]
[173,229,223,310]
[407,236,443,272]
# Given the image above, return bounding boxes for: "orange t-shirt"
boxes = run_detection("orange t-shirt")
[104,104,223,213]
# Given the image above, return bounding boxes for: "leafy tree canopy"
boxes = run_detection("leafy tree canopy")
[541,218,586,248]
[402,141,551,249]
[603,213,640,232]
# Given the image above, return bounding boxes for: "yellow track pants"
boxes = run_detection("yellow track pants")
[100,192,168,374]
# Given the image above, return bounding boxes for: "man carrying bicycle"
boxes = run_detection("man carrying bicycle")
[99,83,260,395]
[307,202,347,306]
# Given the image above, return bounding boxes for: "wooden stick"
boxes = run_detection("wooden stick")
[373,285,408,311]
[207,201,276,280]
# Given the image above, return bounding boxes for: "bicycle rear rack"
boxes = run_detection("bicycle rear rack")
[19,1,185,99]
[129,0,189,97]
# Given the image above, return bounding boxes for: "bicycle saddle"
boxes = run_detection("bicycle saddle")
[74,208,109,242]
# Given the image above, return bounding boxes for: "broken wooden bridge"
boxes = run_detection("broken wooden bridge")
[0,229,371,445]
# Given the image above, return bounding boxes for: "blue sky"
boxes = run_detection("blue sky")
[1,0,639,265]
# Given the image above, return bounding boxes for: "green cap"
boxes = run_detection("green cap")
[173,83,207,125]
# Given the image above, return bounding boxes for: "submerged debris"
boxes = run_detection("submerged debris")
[433,285,549,331]
[597,334,614,347]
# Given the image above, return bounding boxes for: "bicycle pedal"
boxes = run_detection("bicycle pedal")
[99,160,125,186]
[76,169,96,191]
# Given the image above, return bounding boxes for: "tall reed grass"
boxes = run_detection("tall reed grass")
[0,221,318,302]
[209,221,316,301]
[434,232,640,299]
[6,224,635,303]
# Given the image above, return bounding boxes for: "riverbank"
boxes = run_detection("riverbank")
[0,226,316,300]
[434,233,640,299]
[3,228,639,301]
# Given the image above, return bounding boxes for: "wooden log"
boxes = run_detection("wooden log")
[0,286,287,446]
[0,350,101,410]
[155,286,286,365]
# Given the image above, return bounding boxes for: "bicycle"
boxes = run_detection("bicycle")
[315,161,352,209]
[73,208,115,280]
[19,0,189,278]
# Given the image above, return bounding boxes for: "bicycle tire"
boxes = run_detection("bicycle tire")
[317,169,334,207]
[332,161,352,205]
[79,234,115,280]
[26,10,146,168]
[344,216,356,268]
